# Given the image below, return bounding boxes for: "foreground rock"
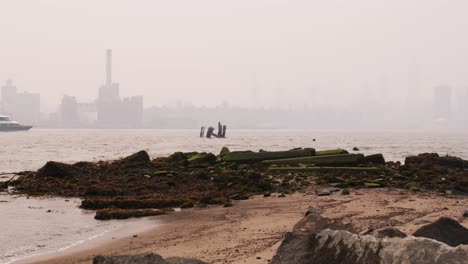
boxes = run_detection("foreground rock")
[93,253,206,264]
[413,217,468,246]
[271,214,468,264]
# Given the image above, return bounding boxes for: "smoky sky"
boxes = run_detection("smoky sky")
[1,0,468,112]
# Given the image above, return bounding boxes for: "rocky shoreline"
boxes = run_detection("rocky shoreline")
[3,147,468,263]
[3,147,467,220]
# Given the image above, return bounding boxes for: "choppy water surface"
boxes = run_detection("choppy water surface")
[0,129,467,263]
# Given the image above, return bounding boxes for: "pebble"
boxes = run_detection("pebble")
[317,189,331,196]
[305,208,320,216]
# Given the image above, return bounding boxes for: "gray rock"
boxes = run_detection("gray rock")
[317,188,331,196]
[271,215,468,264]
[271,229,468,264]
[328,187,341,192]
[304,208,320,216]
[413,217,468,246]
[372,227,407,239]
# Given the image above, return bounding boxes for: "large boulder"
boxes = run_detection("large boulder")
[36,161,85,178]
[121,151,151,163]
[364,154,385,165]
[271,214,468,264]
[413,217,468,246]
[272,229,468,264]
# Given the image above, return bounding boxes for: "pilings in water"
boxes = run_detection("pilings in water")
[201,122,227,138]
[199,126,205,137]
[206,127,215,138]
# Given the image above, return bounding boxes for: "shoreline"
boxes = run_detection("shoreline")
[20,188,468,264]
[13,212,162,264]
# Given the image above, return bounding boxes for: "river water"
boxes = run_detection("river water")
[0,129,467,263]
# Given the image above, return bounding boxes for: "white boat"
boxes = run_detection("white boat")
[0,115,32,132]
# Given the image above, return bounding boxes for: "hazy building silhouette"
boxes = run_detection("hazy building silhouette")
[433,85,452,120]
[60,95,80,126]
[0,79,40,124]
[96,49,143,127]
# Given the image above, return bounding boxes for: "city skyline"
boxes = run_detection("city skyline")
[1,53,467,130]
[2,1,468,112]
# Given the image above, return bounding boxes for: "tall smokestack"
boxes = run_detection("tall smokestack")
[106,49,112,86]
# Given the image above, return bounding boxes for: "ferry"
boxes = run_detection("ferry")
[0,115,33,132]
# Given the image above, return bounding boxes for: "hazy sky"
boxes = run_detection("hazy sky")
[1,0,468,112]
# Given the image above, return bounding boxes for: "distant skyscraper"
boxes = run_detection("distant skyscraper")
[433,85,452,120]
[96,49,143,127]
[1,79,40,124]
[60,95,80,126]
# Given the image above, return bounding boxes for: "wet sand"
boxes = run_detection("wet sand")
[22,188,468,264]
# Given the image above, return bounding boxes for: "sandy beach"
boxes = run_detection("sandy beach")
[20,188,467,264]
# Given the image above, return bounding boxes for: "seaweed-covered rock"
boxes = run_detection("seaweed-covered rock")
[315,149,349,156]
[364,154,385,165]
[264,154,365,167]
[222,148,315,163]
[121,150,150,163]
[81,198,187,210]
[93,253,166,264]
[95,208,167,220]
[93,253,207,264]
[36,161,85,178]
[187,153,216,164]
[413,217,468,246]
[405,153,468,169]
[219,147,230,156]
